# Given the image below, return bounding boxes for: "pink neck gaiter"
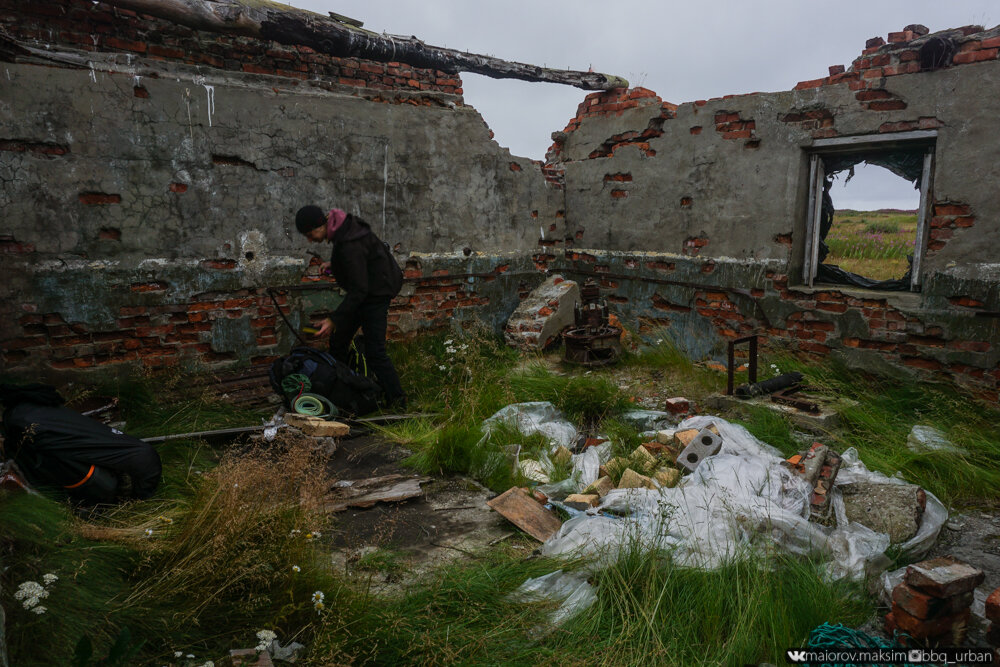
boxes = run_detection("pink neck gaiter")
[326,209,348,240]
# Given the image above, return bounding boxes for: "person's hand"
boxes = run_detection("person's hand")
[314,318,334,337]
[319,261,331,275]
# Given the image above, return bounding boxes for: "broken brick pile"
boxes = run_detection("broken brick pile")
[886,556,984,645]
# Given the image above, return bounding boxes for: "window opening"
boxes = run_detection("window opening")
[803,134,934,291]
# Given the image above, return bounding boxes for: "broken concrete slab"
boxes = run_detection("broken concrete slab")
[840,481,926,544]
[325,474,430,512]
[905,556,986,598]
[503,275,580,350]
[487,487,562,542]
[284,414,350,438]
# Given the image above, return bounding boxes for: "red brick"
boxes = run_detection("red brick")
[610,189,629,199]
[169,182,188,193]
[934,203,971,216]
[986,587,1000,622]
[905,557,985,597]
[891,605,970,640]
[893,583,974,619]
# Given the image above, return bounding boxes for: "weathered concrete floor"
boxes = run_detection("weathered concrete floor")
[325,436,515,592]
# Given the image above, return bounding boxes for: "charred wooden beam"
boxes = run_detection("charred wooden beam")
[104,0,628,90]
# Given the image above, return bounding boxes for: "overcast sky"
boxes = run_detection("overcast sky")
[287,1,994,210]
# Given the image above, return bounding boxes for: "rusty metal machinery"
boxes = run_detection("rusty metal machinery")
[563,279,622,366]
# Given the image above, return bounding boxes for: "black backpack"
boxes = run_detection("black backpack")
[269,347,382,416]
[0,384,161,503]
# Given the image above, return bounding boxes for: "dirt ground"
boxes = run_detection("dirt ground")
[324,436,519,591]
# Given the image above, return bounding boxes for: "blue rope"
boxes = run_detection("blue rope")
[806,622,918,667]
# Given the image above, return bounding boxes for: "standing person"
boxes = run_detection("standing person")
[295,205,406,409]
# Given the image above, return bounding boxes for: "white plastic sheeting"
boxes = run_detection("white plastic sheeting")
[493,409,947,625]
[541,415,946,580]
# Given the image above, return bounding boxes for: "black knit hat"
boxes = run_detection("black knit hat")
[295,205,326,234]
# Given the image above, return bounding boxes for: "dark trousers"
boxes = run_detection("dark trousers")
[329,297,405,403]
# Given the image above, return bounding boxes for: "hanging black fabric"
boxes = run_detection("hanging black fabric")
[1,392,161,503]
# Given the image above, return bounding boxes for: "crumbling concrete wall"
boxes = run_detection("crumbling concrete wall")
[542,26,1000,398]
[0,0,560,372]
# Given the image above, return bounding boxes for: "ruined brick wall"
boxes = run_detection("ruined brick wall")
[543,26,1000,398]
[0,0,560,374]
[3,6,998,397]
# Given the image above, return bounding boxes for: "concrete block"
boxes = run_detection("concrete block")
[565,493,599,507]
[986,587,1000,623]
[892,583,974,619]
[582,476,615,497]
[677,427,722,472]
[653,467,680,488]
[503,275,580,350]
[655,429,675,444]
[283,414,349,438]
[618,468,655,489]
[905,556,986,598]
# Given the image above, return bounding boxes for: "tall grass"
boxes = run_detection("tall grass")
[766,355,1000,505]
[571,545,870,666]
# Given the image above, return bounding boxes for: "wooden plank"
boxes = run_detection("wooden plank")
[911,150,935,290]
[283,414,350,437]
[811,130,938,148]
[486,487,562,542]
[324,474,429,512]
[808,159,825,287]
[803,154,818,285]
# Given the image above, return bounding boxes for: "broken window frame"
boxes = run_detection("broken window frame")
[802,130,937,291]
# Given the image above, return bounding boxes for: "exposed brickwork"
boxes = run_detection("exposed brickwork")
[0,0,462,98]
[795,25,1000,93]
[713,111,756,140]
[3,290,290,369]
[927,200,975,253]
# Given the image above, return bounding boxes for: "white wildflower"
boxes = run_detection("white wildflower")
[174,651,183,658]
[312,591,325,603]
[144,528,154,537]
[443,339,453,345]
[186,654,195,659]
[314,601,325,614]
[459,344,468,351]
[291,565,301,573]
[158,515,173,524]
[42,573,58,585]
[255,629,277,652]
[438,365,447,371]
[289,529,302,537]
[14,581,48,609]
[199,662,214,667]
[30,606,46,615]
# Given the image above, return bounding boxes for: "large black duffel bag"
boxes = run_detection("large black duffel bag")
[269,346,381,416]
[0,384,161,503]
